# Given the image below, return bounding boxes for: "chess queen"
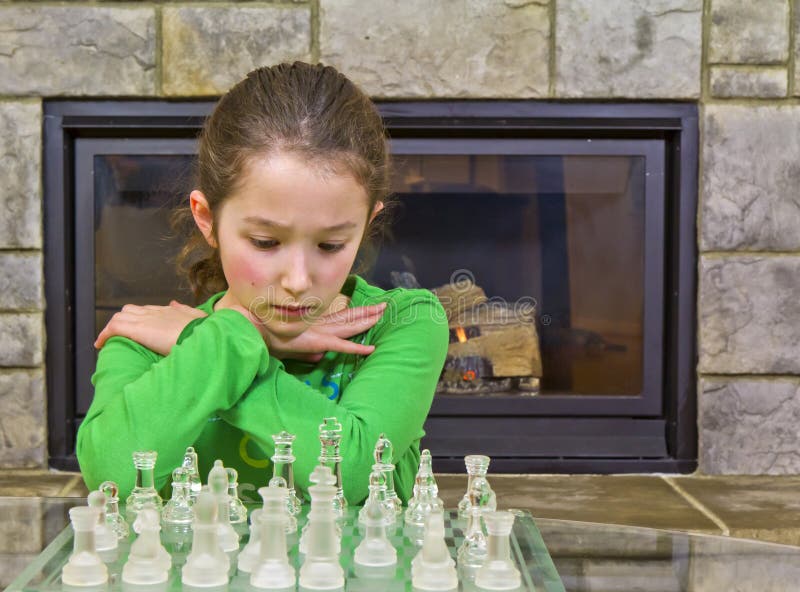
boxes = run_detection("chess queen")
[77,62,449,507]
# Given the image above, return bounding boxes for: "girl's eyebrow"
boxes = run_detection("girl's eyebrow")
[243,216,357,232]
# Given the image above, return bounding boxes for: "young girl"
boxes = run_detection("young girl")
[77,62,449,505]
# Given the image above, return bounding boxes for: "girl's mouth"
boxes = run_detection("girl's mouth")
[273,305,312,318]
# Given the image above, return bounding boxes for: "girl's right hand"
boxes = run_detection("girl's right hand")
[225,302,387,363]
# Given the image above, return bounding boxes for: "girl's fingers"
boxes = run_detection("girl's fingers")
[321,335,376,356]
[322,303,387,324]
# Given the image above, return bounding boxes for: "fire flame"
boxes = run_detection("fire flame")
[455,326,467,343]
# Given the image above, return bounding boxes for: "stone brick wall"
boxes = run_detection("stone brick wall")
[0,0,796,474]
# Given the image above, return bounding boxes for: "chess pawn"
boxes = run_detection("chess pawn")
[358,465,395,527]
[162,466,194,526]
[373,433,402,517]
[474,511,521,591]
[270,430,302,516]
[122,507,171,584]
[98,481,129,541]
[411,506,458,591]
[87,490,118,552]
[265,477,298,534]
[236,509,263,573]
[456,476,492,575]
[298,468,341,555]
[208,460,240,552]
[182,491,230,587]
[354,473,397,567]
[405,449,442,528]
[62,506,108,586]
[318,417,347,516]
[226,466,248,524]
[181,446,202,502]
[250,486,295,589]
[457,454,496,520]
[125,450,163,524]
[298,466,344,590]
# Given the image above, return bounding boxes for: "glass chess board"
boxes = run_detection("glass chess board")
[8,505,565,592]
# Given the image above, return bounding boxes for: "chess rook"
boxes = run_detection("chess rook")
[125,450,162,524]
[61,506,108,587]
[474,511,521,591]
[457,454,496,519]
[318,417,347,516]
[270,430,302,517]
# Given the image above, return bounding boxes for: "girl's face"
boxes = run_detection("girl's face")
[193,152,380,338]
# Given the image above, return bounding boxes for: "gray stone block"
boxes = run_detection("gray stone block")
[162,6,311,96]
[0,369,45,469]
[699,256,800,374]
[709,0,789,64]
[0,252,43,310]
[0,314,43,367]
[0,498,42,553]
[710,67,787,98]
[0,102,41,249]
[0,6,155,96]
[700,377,800,474]
[320,0,549,98]
[555,0,701,98]
[701,105,800,251]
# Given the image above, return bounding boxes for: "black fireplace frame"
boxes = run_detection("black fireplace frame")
[44,100,698,473]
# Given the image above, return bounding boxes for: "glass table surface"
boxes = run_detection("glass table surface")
[2,497,799,592]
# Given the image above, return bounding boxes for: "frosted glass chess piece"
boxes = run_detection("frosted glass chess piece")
[250,486,296,589]
[298,465,345,590]
[208,460,240,552]
[99,481,129,540]
[457,455,496,519]
[318,417,347,516]
[182,491,230,587]
[457,476,493,577]
[354,467,397,567]
[62,506,108,586]
[405,449,442,528]
[373,433,402,517]
[236,509,263,574]
[122,507,171,584]
[182,446,202,502]
[299,464,342,555]
[270,430,302,516]
[411,505,458,591]
[87,490,117,552]
[162,466,194,526]
[474,511,521,591]
[125,450,163,524]
[226,466,248,524]
[358,464,395,527]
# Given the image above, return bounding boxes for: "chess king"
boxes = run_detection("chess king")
[77,61,449,505]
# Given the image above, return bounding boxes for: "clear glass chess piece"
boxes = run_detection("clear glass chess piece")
[125,450,163,524]
[318,417,347,517]
[457,475,493,577]
[87,490,117,552]
[474,511,521,591]
[99,480,129,540]
[269,430,302,516]
[373,433,402,517]
[358,465,395,527]
[405,449,442,528]
[61,506,108,586]
[162,466,194,526]
[208,459,240,552]
[298,465,345,590]
[457,454,496,519]
[226,466,248,524]
[181,491,230,587]
[354,469,397,567]
[250,485,296,589]
[181,446,202,502]
[122,507,171,584]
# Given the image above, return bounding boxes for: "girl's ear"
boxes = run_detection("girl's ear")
[369,200,385,224]
[189,190,217,248]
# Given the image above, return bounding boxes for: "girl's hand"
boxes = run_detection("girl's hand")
[94,301,208,356]
[223,302,387,363]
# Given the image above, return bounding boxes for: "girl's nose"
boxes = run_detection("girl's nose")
[280,251,312,296]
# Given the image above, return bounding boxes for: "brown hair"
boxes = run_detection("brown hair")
[171,61,392,303]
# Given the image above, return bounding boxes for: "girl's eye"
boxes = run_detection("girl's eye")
[250,238,278,250]
[320,243,345,253]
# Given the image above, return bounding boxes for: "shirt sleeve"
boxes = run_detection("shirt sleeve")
[217,291,450,504]
[76,309,269,497]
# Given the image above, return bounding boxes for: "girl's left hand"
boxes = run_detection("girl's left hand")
[94,301,208,356]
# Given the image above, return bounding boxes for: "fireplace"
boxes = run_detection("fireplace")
[44,101,698,473]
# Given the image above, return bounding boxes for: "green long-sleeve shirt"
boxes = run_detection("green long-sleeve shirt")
[77,274,449,505]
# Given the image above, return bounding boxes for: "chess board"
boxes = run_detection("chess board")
[8,505,565,592]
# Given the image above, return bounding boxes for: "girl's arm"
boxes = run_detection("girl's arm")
[218,292,449,504]
[76,309,270,497]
